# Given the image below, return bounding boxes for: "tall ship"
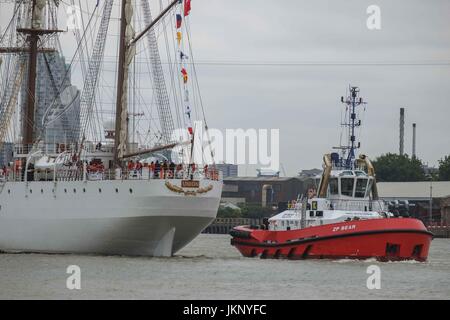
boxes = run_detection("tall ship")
[0,0,222,256]
[230,86,433,261]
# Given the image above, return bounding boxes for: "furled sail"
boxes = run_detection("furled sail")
[117,0,136,159]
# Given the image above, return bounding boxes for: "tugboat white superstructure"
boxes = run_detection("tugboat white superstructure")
[0,0,222,256]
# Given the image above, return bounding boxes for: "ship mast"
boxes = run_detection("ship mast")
[23,0,39,146]
[113,0,130,164]
[114,0,179,165]
[17,0,62,148]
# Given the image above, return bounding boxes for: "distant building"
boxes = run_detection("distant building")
[219,202,241,212]
[21,52,80,149]
[0,142,13,167]
[221,176,309,208]
[441,196,450,226]
[298,168,322,180]
[215,163,238,178]
[423,165,439,178]
[256,168,279,177]
[377,181,450,224]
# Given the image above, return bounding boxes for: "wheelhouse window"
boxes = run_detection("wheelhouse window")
[355,178,368,198]
[341,178,354,197]
[329,178,339,195]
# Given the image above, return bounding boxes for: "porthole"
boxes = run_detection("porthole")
[129,188,133,194]
[7,189,10,194]
[64,189,67,193]
[83,188,86,193]
[73,189,76,193]
[99,188,102,193]
[41,189,43,194]
[29,189,32,194]
[115,188,119,193]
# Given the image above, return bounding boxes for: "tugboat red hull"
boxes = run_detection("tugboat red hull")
[230,218,433,261]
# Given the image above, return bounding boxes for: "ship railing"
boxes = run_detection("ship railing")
[105,167,222,182]
[1,166,222,182]
[56,168,83,181]
[1,170,24,182]
[13,143,80,156]
[12,142,152,156]
[82,143,114,154]
[329,199,386,212]
[330,163,366,171]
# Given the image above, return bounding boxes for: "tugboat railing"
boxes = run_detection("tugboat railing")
[329,198,386,212]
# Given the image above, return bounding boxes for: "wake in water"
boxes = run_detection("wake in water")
[332,257,424,264]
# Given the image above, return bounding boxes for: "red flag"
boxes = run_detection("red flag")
[184,0,191,16]
[181,68,188,83]
[176,14,182,29]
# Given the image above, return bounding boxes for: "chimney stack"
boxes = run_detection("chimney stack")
[399,108,405,155]
[412,123,417,158]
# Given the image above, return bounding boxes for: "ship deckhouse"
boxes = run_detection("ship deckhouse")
[324,169,374,200]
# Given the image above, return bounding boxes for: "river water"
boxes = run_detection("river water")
[0,234,449,299]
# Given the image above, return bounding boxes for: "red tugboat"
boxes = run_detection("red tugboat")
[230,87,433,261]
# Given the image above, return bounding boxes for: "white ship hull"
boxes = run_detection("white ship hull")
[0,179,222,256]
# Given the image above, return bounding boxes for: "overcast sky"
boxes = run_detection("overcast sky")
[187,0,450,175]
[1,0,449,176]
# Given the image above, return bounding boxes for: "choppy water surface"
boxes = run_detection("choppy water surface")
[0,235,449,299]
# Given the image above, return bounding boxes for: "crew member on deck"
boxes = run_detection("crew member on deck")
[128,160,135,172]
[162,160,168,179]
[189,163,196,180]
[136,161,142,173]
[150,161,155,177]
[175,163,182,178]
[154,161,161,178]
[203,164,208,178]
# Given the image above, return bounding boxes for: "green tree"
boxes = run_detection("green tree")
[238,203,275,219]
[371,153,426,182]
[217,206,242,218]
[438,155,450,181]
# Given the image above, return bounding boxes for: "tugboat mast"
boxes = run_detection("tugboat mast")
[339,86,366,169]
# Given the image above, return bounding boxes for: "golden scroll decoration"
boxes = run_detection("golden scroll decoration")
[165,180,213,196]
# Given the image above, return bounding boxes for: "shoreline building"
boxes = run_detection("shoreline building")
[0,142,13,167]
[215,163,238,178]
[20,52,80,150]
[377,181,450,225]
[221,176,307,208]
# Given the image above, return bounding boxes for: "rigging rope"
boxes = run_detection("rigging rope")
[185,19,216,165]
[35,1,101,146]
